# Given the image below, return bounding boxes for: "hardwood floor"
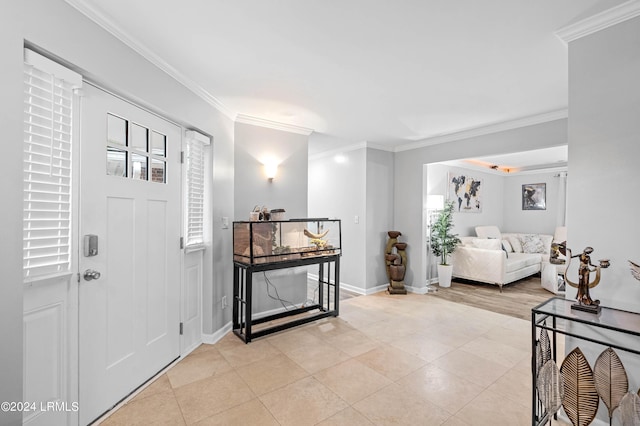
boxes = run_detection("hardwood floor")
[431,275,558,321]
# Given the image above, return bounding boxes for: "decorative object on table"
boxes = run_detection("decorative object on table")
[251,205,270,221]
[385,231,407,294]
[303,228,329,239]
[550,241,567,264]
[303,226,332,256]
[594,347,629,422]
[448,172,482,213]
[629,260,640,281]
[522,182,546,210]
[561,347,599,426]
[270,208,286,221]
[564,246,610,314]
[430,201,460,288]
[537,359,564,418]
[619,391,640,425]
[536,326,552,374]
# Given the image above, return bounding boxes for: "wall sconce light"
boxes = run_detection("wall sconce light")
[264,161,278,182]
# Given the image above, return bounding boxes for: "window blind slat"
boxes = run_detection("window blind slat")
[23,55,78,281]
[185,134,207,246]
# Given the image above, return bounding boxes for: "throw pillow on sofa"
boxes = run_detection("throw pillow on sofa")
[508,235,524,253]
[519,234,546,253]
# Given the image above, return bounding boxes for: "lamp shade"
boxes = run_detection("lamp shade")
[426,194,445,210]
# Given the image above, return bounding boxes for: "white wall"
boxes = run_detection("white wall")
[502,171,562,234]
[426,164,505,237]
[566,16,640,424]
[0,3,25,424]
[308,143,394,293]
[365,149,395,290]
[569,16,640,313]
[395,119,568,289]
[309,145,367,291]
[234,122,309,313]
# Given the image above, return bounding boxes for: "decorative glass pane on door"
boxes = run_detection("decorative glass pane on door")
[107,114,126,146]
[151,159,165,183]
[106,115,167,183]
[151,131,166,157]
[131,153,148,181]
[131,123,148,151]
[107,147,127,177]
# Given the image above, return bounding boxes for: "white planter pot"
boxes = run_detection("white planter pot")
[437,264,453,288]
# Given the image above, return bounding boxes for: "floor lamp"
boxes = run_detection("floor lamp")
[426,194,445,292]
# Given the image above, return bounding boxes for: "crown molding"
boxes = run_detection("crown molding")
[443,159,567,176]
[395,109,568,153]
[235,114,314,135]
[309,141,394,161]
[309,142,367,161]
[64,0,236,120]
[555,0,640,43]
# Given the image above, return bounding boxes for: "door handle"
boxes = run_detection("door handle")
[83,269,101,281]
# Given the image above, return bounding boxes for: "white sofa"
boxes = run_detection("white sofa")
[450,226,553,291]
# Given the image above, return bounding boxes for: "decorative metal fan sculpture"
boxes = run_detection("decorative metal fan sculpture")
[629,260,640,281]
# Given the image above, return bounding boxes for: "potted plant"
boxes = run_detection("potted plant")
[430,201,461,287]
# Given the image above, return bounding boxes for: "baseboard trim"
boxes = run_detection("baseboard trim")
[307,273,390,296]
[202,321,232,345]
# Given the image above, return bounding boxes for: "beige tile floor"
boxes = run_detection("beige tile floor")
[98,292,568,426]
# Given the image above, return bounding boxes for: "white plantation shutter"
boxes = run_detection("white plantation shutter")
[185,130,210,247]
[23,50,81,280]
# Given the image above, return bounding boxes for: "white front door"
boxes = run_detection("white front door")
[78,84,181,424]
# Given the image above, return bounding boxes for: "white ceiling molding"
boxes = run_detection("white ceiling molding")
[309,141,394,161]
[235,114,314,136]
[395,109,568,153]
[555,0,640,43]
[64,0,236,120]
[443,159,568,176]
[309,142,368,161]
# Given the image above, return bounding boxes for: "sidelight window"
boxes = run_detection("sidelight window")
[23,49,81,280]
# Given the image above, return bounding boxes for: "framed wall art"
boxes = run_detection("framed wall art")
[448,172,482,213]
[522,183,546,210]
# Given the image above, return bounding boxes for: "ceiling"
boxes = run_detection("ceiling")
[442,145,568,175]
[68,0,623,158]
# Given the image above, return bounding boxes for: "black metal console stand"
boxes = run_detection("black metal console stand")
[233,254,340,343]
[531,297,640,425]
